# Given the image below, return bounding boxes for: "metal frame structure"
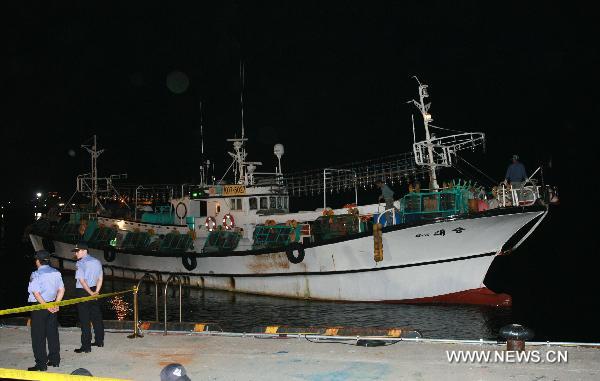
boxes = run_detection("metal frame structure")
[408,77,486,190]
[323,168,357,208]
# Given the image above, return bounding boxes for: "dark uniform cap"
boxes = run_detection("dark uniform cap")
[34,250,50,261]
[160,363,191,381]
[70,368,93,376]
[71,242,89,252]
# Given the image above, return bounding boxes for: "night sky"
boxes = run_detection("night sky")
[3,2,596,203]
[2,2,600,340]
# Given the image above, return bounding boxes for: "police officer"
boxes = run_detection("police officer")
[72,241,104,353]
[27,250,65,371]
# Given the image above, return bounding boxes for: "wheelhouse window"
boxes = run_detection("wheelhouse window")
[276,197,282,209]
[260,197,268,209]
[229,198,243,210]
[269,196,276,209]
[215,203,221,214]
[200,200,207,217]
[283,197,288,210]
[249,197,257,210]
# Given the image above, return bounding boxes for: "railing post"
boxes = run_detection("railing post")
[134,272,159,324]
[127,286,142,338]
[154,279,159,322]
[163,274,181,335]
[179,281,182,323]
[163,277,169,335]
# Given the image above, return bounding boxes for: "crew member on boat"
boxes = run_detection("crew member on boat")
[376,180,395,222]
[505,154,528,201]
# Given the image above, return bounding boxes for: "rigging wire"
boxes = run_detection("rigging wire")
[428,124,468,134]
[219,159,236,184]
[450,163,473,183]
[456,154,498,185]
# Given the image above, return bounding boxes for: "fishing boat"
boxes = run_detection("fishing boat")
[28,79,554,306]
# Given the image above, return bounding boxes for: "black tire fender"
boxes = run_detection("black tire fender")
[182,253,197,271]
[285,244,305,264]
[104,246,116,262]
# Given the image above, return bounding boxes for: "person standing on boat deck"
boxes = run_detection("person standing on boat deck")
[72,241,104,353]
[375,180,395,224]
[505,154,528,203]
[27,250,65,371]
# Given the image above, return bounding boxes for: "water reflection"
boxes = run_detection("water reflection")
[80,279,512,340]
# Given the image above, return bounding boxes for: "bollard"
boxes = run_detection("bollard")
[499,324,534,351]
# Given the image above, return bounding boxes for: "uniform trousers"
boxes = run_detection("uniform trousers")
[76,286,104,349]
[30,307,60,366]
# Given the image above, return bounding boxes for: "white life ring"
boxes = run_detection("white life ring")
[222,213,235,230]
[205,216,217,231]
[176,202,187,219]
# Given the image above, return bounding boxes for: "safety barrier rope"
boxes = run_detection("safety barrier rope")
[0,368,132,381]
[0,289,134,316]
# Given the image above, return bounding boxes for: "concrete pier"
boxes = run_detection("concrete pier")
[1,325,599,380]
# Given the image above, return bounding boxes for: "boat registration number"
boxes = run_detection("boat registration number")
[223,185,246,196]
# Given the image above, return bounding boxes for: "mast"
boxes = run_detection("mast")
[240,61,245,142]
[240,61,246,183]
[226,61,249,185]
[199,101,206,186]
[408,78,486,190]
[81,135,105,208]
[410,77,439,190]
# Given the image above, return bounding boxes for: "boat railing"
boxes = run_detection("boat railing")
[376,208,397,226]
[498,166,544,207]
[163,274,182,335]
[506,165,562,207]
[135,273,159,322]
[499,184,540,207]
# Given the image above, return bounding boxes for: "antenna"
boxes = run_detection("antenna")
[240,61,245,140]
[199,101,206,185]
[200,101,204,155]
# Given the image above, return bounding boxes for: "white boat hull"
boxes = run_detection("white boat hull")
[30,208,546,304]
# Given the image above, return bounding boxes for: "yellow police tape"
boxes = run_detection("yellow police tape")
[0,368,132,381]
[0,289,134,316]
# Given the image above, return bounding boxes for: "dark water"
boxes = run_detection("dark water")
[47,277,511,340]
[2,204,599,342]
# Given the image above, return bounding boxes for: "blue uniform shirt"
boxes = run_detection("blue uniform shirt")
[75,254,103,289]
[505,162,527,182]
[28,265,64,303]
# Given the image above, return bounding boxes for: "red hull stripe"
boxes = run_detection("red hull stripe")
[392,287,512,307]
